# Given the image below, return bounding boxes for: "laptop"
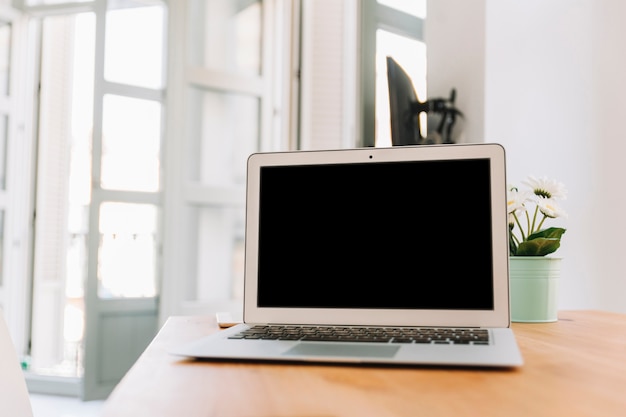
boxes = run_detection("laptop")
[172,143,523,368]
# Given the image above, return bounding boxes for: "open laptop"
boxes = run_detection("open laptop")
[172,143,523,368]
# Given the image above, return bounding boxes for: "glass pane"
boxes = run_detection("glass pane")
[105,1,165,89]
[29,12,94,377]
[188,88,259,186]
[191,206,245,302]
[0,21,11,96]
[0,115,6,190]
[188,0,262,75]
[378,0,426,18]
[375,30,427,147]
[101,95,161,192]
[98,202,158,298]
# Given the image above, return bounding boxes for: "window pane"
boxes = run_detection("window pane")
[191,206,245,303]
[98,202,158,298]
[0,21,11,96]
[378,0,426,18]
[105,2,165,89]
[101,95,161,192]
[188,88,258,186]
[188,0,262,75]
[29,12,94,377]
[375,30,427,147]
[0,115,6,190]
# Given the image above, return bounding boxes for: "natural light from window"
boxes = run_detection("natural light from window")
[29,2,164,378]
[375,30,427,147]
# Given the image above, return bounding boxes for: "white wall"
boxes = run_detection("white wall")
[588,0,626,314]
[426,1,486,143]
[430,0,626,313]
[485,0,626,312]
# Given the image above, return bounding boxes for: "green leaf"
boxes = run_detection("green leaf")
[516,238,561,256]
[527,227,566,241]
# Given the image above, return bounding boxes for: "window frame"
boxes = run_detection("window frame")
[158,0,295,321]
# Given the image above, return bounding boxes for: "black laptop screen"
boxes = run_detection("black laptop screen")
[256,158,495,310]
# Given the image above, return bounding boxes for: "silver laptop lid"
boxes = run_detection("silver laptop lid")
[243,144,510,328]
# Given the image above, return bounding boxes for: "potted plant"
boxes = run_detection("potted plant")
[507,176,567,322]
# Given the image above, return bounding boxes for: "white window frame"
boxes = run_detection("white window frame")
[159,0,296,321]
[9,0,168,399]
[0,3,34,357]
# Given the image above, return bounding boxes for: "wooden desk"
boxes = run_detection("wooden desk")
[101,310,626,417]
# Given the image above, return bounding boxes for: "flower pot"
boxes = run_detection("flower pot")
[509,257,561,323]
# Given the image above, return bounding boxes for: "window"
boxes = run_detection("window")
[158,0,293,321]
[361,0,426,147]
[10,0,289,397]
[17,0,166,397]
[174,0,265,313]
[29,11,95,377]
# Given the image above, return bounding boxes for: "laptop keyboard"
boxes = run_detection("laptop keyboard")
[228,325,490,345]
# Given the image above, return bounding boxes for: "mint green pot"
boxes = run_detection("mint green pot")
[509,257,561,323]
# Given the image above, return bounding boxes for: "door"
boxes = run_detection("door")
[81,1,167,400]
[21,0,167,400]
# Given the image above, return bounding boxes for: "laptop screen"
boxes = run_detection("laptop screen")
[256,159,494,310]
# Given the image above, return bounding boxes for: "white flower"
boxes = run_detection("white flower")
[522,176,567,200]
[536,197,568,219]
[507,186,529,214]
[508,176,568,256]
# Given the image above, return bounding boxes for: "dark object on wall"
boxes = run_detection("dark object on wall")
[386,56,463,146]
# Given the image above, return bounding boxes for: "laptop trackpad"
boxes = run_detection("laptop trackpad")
[283,342,400,358]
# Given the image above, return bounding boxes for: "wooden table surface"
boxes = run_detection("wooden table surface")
[101,310,626,417]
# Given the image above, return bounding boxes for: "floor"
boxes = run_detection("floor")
[29,394,105,417]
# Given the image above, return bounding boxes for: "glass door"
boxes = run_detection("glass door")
[22,0,167,399]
